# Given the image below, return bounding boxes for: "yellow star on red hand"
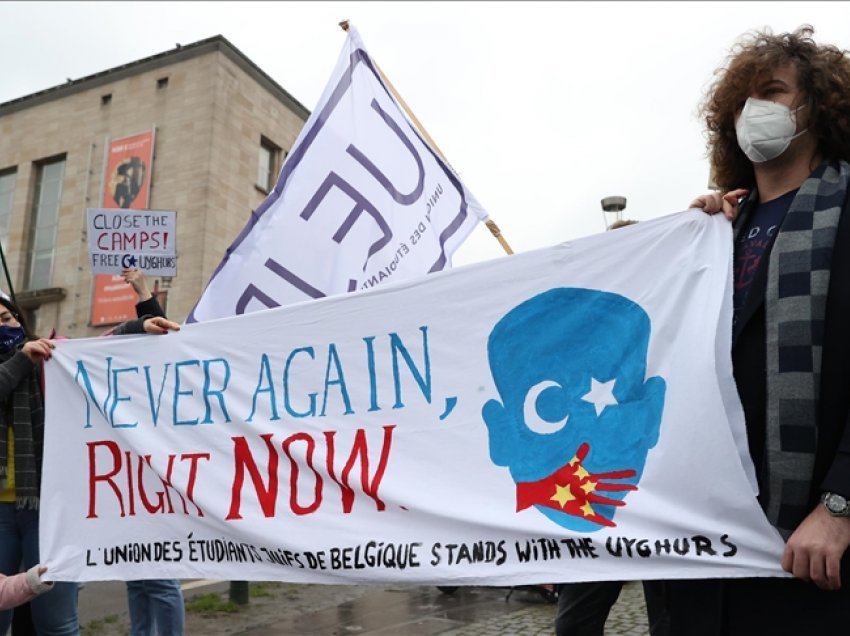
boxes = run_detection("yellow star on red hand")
[550,484,575,508]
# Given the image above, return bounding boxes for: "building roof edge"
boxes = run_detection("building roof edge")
[0,35,311,120]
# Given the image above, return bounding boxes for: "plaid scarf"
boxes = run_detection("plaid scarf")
[736,159,850,537]
[0,353,44,510]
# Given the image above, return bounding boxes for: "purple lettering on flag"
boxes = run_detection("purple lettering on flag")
[347,99,425,205]
[300,172,392,261]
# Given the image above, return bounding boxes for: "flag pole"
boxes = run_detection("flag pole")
[339,20,514,256]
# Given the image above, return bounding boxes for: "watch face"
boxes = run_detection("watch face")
[825,493,849,514]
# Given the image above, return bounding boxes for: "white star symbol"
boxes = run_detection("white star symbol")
[581,378,618,416]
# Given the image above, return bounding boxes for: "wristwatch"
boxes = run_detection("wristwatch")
[821,492,850,517]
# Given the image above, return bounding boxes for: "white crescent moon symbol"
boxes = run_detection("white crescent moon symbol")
[523,380,569,434]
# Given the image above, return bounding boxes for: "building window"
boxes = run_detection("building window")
[26,157,65,290]
[157,77,169,89]
[0,169,15,254]
[257,137,281,193]
[101,93,112,106]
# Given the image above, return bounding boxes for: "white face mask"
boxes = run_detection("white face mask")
[735,97,808,163]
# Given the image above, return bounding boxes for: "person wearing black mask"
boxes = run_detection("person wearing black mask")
[0,295,78,634]
[0,293,179,634]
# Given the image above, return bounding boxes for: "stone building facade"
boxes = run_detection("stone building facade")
[0,35,308,336]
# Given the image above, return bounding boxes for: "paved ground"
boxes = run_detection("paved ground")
[77,579,649,635]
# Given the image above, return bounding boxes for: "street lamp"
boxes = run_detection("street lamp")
[601,196,627,230]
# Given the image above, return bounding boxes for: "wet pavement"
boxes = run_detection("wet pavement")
[77,579,650,635]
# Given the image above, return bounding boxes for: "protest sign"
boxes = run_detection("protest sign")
[87,208,177,276]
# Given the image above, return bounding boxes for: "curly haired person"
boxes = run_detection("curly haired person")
[677,25,850,635]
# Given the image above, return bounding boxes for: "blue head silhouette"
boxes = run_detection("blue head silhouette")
[482,288,666,531]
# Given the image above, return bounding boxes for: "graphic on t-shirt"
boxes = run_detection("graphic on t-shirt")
[734,190,795,312]
[481,288,666,532]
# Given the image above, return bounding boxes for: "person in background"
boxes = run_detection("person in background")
[118,267,185,636]
[607,219,638,231]
[11,598,35,636]
[674,25,850,635]
[554,218,668,636]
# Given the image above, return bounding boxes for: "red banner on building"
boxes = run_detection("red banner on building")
[91,130,155,326]
[101,131,153,210]
[90,274,139,326]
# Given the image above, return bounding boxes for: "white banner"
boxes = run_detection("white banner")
[86,208,177,276]
[187,26,488,323]
[41,211,787,584]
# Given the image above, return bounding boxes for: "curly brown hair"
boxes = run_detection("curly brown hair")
[701,25,850,190]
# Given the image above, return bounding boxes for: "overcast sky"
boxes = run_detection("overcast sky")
[3,1,850,267]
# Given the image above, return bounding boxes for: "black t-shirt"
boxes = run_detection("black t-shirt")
[733,188,798,320]
[732,188,797,486]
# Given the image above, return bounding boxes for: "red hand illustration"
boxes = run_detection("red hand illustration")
[515,442,637,528]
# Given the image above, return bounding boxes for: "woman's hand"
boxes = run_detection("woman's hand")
[689,188,749,221]
[21,338,55,362]
[121,267,153,302]
[142,317,181,335]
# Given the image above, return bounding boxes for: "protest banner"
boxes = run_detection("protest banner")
[87,208,177,277]
[40,210,786,584]
[187,25,489,322]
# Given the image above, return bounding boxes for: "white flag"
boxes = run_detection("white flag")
[188,26,488,323]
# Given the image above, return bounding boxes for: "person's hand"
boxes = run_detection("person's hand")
[143,317,180,335]
[689,188,749,221]
[21,338,55,362]
[121,267,152,302]
[782,503,850,590]
[26,564,53,592]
